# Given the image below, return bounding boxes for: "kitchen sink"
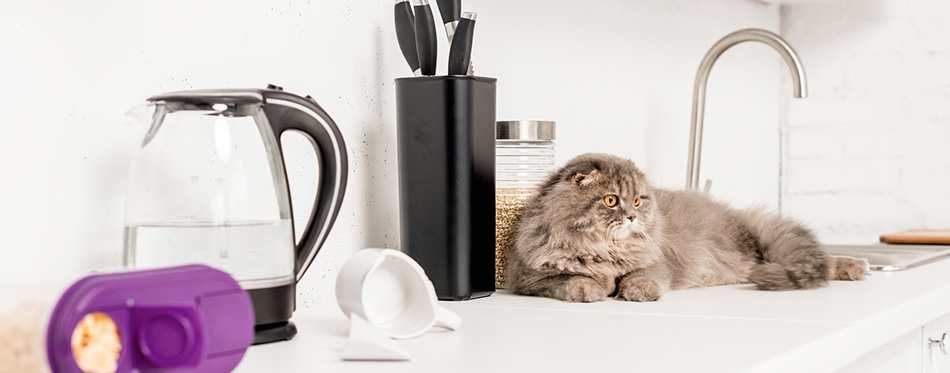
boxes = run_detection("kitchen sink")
[823,244,950,271]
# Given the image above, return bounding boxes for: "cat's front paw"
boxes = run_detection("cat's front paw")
[553,276,609,303]
[829,256,870,281]
[616,277,662,302]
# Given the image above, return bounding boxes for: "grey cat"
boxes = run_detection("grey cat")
[507,153,869,303]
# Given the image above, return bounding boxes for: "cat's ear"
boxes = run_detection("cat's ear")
[572,170,598,186]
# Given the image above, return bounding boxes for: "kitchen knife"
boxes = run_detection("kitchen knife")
[394,0,422,76]
[413,0,438,76]
[435,0,461,43]
[448,12,476,76]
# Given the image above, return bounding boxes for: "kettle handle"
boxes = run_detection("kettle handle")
[262,89,348,282]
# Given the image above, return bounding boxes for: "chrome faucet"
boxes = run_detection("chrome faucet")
[686,28,807,191]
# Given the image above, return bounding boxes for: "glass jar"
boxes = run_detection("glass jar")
[495,120,556,288]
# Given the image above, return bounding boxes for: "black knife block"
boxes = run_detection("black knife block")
[395,76,496,301]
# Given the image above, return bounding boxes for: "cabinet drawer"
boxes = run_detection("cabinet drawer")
[924,312,950,372]
[838,329,922,373]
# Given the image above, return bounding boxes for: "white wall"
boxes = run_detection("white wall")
[471,0,782,208]
[0,0,782,305]
[781,0,950,243]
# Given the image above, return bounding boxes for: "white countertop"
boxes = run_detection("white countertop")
[236,258,950,372]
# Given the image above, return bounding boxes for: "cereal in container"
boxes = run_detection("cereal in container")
[495,120,556,288]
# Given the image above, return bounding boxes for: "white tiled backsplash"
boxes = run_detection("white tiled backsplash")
[1,0,947,305]
[0,0,783,305]
[781,0,950,242]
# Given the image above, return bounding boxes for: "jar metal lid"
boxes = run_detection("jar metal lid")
[496,120,555,140]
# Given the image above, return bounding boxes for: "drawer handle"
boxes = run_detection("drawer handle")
[930,333,949,355]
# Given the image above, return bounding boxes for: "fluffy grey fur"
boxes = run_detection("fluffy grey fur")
[507,153,869,303]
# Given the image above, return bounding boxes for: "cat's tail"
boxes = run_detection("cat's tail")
[742,210,830,291]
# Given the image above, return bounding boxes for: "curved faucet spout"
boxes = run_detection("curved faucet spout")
[686,28,807,191]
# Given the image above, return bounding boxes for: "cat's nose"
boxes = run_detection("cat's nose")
[627,215,636,222]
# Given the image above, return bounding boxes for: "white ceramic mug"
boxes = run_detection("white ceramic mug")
[335,248,462,339]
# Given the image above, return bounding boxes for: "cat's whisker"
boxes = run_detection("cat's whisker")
[604,224,619,245]
[641,232,666,265]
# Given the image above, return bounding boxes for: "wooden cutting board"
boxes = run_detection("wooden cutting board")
[880,229,950,245]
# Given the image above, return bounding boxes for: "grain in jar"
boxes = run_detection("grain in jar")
[495,121,555,288]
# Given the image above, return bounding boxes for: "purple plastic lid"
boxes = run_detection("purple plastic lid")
[46,265,255,373]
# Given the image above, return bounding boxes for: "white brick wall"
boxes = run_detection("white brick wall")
[782,0,950,242]
[0,0,784,304]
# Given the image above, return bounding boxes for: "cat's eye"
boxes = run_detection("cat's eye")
[604,194,619,207]
[634,196,641,207]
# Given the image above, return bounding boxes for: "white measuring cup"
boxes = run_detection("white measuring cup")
[335,248,461,340]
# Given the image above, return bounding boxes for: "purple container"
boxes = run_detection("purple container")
[45,265,254,372]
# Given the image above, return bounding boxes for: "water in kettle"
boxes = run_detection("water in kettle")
[124,219,295,290]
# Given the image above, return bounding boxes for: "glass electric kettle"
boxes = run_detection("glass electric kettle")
[123,84,348,344]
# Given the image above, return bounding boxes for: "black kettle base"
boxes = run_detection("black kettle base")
[253,321,298,345]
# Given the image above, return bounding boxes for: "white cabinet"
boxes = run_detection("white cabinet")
[839,312,950,372]
[924,312,950,372]
[839,329,923,373]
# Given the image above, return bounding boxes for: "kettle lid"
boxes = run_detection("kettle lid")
[147,88,264,105]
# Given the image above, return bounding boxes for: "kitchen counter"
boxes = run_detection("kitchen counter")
[235,257,950,372]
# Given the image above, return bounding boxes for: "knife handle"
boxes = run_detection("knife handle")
[444,20,458,44]
[448,12,476,76]
[413,0,438,76]
[435,0,460,42]
[394,0,421,76]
